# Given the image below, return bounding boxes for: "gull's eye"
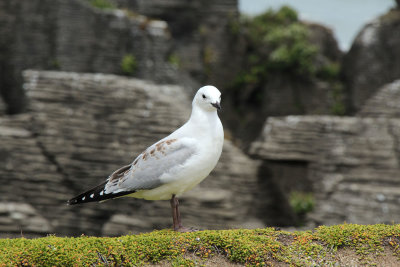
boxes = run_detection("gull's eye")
[202,94,206,99]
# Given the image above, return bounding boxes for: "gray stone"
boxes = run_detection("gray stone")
[342,8,400,112]
[0,0,179,113]
[111,0,240,90]
[0,0,240,114]
[358,80,400,118]
[250,115,400,226]
[0,202,52,237]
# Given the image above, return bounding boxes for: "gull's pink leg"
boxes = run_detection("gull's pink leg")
[170,194,196,232]
[170,194,179,230]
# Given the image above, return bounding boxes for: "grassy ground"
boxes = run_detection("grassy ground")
[1,224,400,266]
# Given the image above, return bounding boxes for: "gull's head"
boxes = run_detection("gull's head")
[193,85,221,112]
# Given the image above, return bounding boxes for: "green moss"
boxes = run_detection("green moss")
[121,54,137,75]
[331,82,346,115]
[48,59,61,70]
[88,0,116,10]
[168,53,180,69]
[314,224,394,264]
[1,224,400,266]
[289,191,315,216]
[317,62,341,81]
[0,229,279,266]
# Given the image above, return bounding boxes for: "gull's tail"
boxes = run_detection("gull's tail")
[67,182,135,205]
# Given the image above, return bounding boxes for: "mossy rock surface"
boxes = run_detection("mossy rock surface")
[1,224,400,266]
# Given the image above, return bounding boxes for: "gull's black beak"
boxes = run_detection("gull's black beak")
[211,101,221,110]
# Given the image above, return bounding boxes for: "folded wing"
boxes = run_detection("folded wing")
[105,137,197,194]
[68,138,197,205]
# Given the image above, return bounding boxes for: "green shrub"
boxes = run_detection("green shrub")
[121,54,137,75]
[317,62,341,81]
[89,0,116,10]
[168,53,180,68]
[331,82,346,115]
[266,24,318,76]
[233,6,318,91]
[289,191,315,216]
[48,59,61,70]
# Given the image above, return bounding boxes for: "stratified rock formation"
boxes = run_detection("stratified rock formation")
[111,0,241,89]
[0,114,63,238]
[0,70,275,237]
[358,79,400,118]
[249,80,400,226]
[0,0,240,114]
[342,8,400,112]
[0,0,176,114]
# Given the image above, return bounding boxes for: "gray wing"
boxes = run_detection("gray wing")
[104,137,197,194]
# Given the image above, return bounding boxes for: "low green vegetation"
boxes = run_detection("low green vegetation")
[289,191,315,216]
[1,224,400,266]
[88,0,116,10]
[315,62,346,115]
[121,54,137,75]
[168,53,181,69]
[331,82,346,115]
[316,62,341,81]
[48,59,61,70]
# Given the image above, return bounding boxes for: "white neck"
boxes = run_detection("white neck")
[189,104,218,126]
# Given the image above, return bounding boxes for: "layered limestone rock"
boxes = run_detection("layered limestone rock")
[0,0,240,114]
[358,80,400,118]
[110,0,240,90]
[0,70,268,237]
[0,0,176,113]
[250,115,400,226]
[0,114,74,237]
[342,8,400,112]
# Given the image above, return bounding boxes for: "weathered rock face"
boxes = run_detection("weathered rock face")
[0,70,274,237]
[358,79,400,118]
[307,23,342,64]
[0,0,241,115]
[0,0,347,148]
[0,97,5,115]
[111,0,240,90]
[0,113,72,237]
[0,0,176,114]
[250,115,400,226]
[342,8,400,113]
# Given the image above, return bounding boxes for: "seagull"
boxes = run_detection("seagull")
[68,85,224,232]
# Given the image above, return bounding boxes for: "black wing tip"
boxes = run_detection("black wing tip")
[67,182,107,205]
[67,196,85,205]
[67,183,137,205]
